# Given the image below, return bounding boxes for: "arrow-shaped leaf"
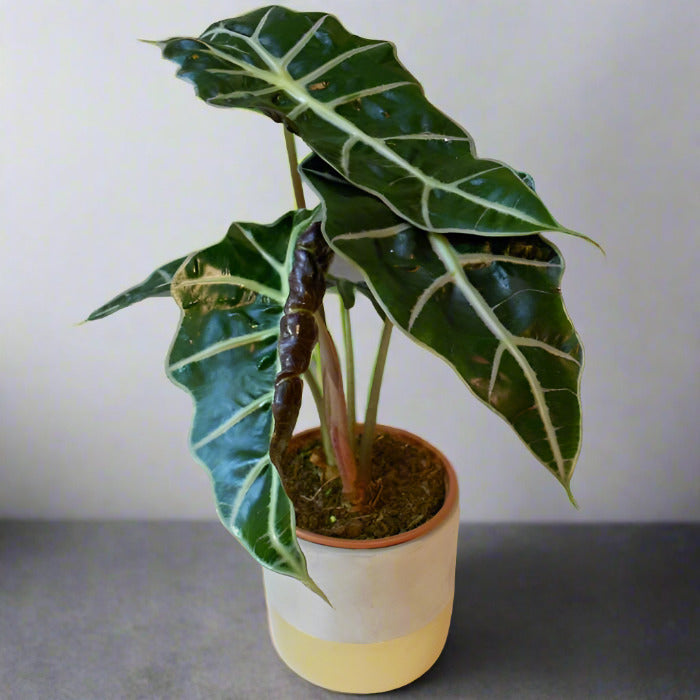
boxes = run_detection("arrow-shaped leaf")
[166,208,324,591]
[302,156,583,499]
[153,5,583,239]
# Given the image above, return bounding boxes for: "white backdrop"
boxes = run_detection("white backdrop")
[1,0,697,521]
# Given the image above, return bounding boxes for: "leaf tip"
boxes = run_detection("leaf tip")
[304,577,332,607]
[565,483,580,510]
[560,227,605,255]
[138,38,165,48]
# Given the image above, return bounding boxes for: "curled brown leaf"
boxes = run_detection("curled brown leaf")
[270,222,333,468]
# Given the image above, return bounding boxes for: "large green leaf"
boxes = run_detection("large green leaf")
[302,156,583,499]
[153,5,584,239]
[166,208,324,592]
[86,256,187,321]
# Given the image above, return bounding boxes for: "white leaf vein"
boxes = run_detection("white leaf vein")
[281,15,329,68]
[234,223,285,277]
[514,337,581,366]
[382,133,473,143]
[192,391,274,451]
[325,81,416,109]
[168,328,277,372]
[225,455,268,530]
[172,274,284,304]
[457,253,561,269]
[296,42,391,86]
[332,223,411,242]
[408,272,451,330]
[429,233,567,480]
[341,135,359,176]
[488,342,506,401]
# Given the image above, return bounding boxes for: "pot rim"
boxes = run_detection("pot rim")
[289,424,458,550]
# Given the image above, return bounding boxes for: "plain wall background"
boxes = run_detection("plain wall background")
[1,0,697,522]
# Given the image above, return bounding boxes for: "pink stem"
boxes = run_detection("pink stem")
[314,312,365,503]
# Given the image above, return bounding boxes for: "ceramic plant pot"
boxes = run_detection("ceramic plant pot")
[262,425,459,694]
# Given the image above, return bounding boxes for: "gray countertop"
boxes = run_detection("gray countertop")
[1,522,697,699]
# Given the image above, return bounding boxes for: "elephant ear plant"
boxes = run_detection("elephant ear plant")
[87,5,597,594]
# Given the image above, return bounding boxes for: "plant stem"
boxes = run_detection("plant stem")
[283,127,336,464]
[309,343,335,460]
[303,369,336,468]
[339,302,356,438]
[359,319,393,478]
[311,344,323,391]
[283,128,306,209]
[315,311,363,503]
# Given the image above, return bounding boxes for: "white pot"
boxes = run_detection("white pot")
[262,426,459,694]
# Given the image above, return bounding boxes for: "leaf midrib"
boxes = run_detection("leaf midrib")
[429,233,567,482]
[191,19,552,232]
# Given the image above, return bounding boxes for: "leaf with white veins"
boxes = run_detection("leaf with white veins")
[167,208,325,593]
[302,156,583,499]
[152,5,587,240]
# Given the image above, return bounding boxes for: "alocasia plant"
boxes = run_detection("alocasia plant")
[88,5,594,593]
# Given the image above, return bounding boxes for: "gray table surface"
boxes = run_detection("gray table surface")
[1,522,697,699]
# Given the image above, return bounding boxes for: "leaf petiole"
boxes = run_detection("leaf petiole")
[359,318,393,479]
[339,300,356,439]
[304,369,336,469]
[284,128,306,210]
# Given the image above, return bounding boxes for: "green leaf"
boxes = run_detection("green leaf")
[153,5,582,239]
[166,208,325,593]
[327,277,386,320]
[85,256,187,321]
[334,278,356,310]
[302,157,583,499]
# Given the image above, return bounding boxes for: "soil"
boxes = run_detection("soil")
[280,428,446,540]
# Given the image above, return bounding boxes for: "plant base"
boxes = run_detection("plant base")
[263,425,459,694]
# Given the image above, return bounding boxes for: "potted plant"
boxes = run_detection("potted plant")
[87,5,596,694]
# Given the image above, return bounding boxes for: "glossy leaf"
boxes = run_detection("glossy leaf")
[166,208,324,593]
[86,256,187,321]
[302,156,583,498]
[153,5,584,239]
[334,278,356,310]
[327,277,386,320]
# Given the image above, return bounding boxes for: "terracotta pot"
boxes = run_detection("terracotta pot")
[262,425,459,694]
